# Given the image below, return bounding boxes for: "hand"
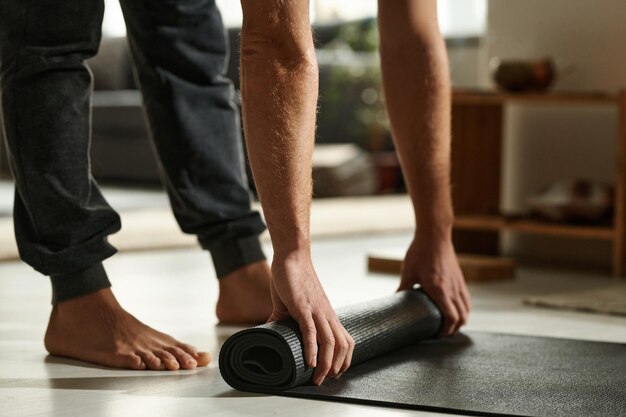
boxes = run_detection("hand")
[268,250,355,385]
[398,234,471,336]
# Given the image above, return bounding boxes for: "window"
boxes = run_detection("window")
[438,0,487,38]
[102,0,126,37]
[102,0,487,39]
[312,0,487,37]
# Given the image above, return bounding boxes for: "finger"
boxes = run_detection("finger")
[137,351,165,370]
[433,294,460,337]
[312,318,335,385]
[337,329,355,376]
[328,320,350,378]
[460,283,472,312]
[397,279,413,292]
[155,350,179,371]
[452,296,468,334]
[297,314,318,369]
[166,346,198,370]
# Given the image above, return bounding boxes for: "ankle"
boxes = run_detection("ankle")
[219,261,271,287]
[55,288,120,313]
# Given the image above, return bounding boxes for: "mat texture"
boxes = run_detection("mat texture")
[220,290,626,417]
[524,284,626,316]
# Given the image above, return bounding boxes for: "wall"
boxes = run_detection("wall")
[447,40,484,88]
[485,0,626,269]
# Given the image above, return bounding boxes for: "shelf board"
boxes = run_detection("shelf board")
[454,214,615,240]
[453,90,618,106]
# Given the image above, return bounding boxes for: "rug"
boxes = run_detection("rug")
[524,284,626,316]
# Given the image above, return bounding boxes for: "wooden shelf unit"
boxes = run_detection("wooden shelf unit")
[450,90,625,277]
[453,214,614,241]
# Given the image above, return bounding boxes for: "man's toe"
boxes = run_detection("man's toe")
[138,351,165,370]
[155,350,180,370]
[178,343,211,367]
[120,353,146,370]
[166,346,197,369]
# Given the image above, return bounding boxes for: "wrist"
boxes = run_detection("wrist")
[415,215,454,242]
[271,240,311,264]
[270,246,314,281]
[267,224,311,257]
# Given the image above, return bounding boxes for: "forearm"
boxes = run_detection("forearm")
[378,1,470,334]
[378,0,453,238]
[239,1,318,257]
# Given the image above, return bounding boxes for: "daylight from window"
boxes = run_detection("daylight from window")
[102,0,487,39]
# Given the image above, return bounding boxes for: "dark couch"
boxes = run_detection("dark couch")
[84,23,351,183]
[1,19,392,192]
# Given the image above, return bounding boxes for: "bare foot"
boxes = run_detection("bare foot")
[216,260,273,325]
[44,288,211,370]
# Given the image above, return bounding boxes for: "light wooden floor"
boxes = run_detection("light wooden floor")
[1,233,625,417]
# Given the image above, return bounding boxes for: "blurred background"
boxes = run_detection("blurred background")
[2,0,626,275]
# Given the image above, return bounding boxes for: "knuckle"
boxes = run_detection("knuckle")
[297,315,315,328]
[432,284,447,295]
[323,336,336,346]
[340,340,350,352]
[292,309,311,322]
[318,359,331,372]
[347,335,355,347]
[447,313,459,324]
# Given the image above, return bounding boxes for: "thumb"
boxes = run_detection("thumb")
[397,279,415,292]
[267,310,290,324]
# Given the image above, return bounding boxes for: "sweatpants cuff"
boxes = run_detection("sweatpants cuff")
[209,235,266,278]
[50,263,111,304]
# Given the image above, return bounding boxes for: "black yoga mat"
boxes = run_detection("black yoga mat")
[219,289,626,416]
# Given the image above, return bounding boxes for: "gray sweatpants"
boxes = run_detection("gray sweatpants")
[0,0,267,303]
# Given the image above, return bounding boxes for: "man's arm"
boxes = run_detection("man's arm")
[239,0,354,384]
[377,0,471,335]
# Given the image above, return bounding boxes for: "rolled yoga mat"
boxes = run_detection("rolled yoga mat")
[219,289,442,391]
[219,289,626,416]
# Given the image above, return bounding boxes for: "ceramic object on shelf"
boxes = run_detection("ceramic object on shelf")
[527,179,614,223]
[490,58,556,92]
